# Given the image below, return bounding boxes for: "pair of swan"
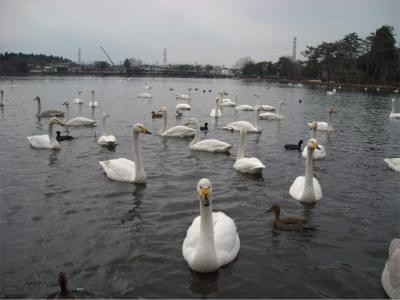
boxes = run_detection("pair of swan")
[97,113,117,147]
[73,91,83,104]
[186,118,231,153]
[223,108,262,133]
[89,90,98,107]
[159,106,195,137]
[63,101,96,127]
[99,124,151,183]
[182,178,240,273]
[27,117,65,149]
[34,96,65,118]
[302,121,326,160]
[389,98,400,119]
[289,138,323,203]
[233,128,265,174]
[259,101,284,120]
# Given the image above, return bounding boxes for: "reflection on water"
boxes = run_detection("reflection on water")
[190,270,219,297]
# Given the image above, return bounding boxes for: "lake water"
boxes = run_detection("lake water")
[0,76,399,298]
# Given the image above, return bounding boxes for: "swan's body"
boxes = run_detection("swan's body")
[27,117,64,149]
[381,238,400,299]
[307,110,335,132]
[88,90,98,107]
[34,96,65,118]
[302,122,326,160]
[234,94,254,111]
[389,99,400,119]
[182,178,240,273]
[254,95,275,111]
[327,91,334,96]
[73,91,83,104]
[223,108,261,133]
[186,118,231,153]
[210,98,222,118]
[259,101,284,120]
[159,106,195,137]
[289,139,323,203]
[233,128,265,174]
[63,101,96,127]
[176,88,192,101]
[220,96,236,107]
[176,102,192,110]
[137,92,153,99]
[384,158,400,172]
[0,90,4,107]
[99,124,151,183]
[97,113,117,147]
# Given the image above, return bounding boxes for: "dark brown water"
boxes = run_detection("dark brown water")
[0,76,399,298]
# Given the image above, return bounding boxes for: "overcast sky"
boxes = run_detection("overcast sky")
[0,0,399,66]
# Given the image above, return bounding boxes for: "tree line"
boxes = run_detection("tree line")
[238,25,399,86]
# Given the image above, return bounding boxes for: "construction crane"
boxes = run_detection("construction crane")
[99,46,115,66]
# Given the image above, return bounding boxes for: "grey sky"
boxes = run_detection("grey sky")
[0,0,399,66]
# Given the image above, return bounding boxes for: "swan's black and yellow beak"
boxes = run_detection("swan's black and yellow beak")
[312,143,321,150]
[199,187,210,207]
[140,127,152,134]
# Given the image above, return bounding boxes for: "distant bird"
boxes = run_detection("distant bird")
[72,91,83,104]
[194,88,198,91]
[56,131,74,142]
[170,88,174,91]
[364,87,368,92]
[298,99,302,103]
[376,87,381,92]
[265,204,310,231]
[200,122,208,131]
[152,111,163,119]
[55,272,76,299]
[284,140,303,151]
[175,109,183,118]
[394,88,399,94]
[208,89,212,92]
[203,89,206,93]
[88,90,98,107]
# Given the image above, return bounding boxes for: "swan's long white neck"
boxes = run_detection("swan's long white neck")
[392,99,396,114]
[255,97,260,108]
[235,95,239,106]
[254,109,260,130]
[190,121,201,147]
[64,104,70,122]
[303,146,315,200]
[237,130,246,161]
[215,99,220,115]
[132,131,145,182]
[48,121,57,145]
[197,201,217,262]
[102,115,108,136]
[277,102,283,115]
[91,91,95,103]
[160,109,168,134]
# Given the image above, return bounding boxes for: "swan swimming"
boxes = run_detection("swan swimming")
[73,91,83,104]
[223,108,262,133]
[307,109,335,131]
[99,123,151,183]
[233,128,265,174]
[235,94,254,111]
[63,100,96,127]
[389,99,400,119]
[186,118,232,153]
[159,106,195,137]
[384,158,400,172]
[259,101,285,120]
[34,96,65,118]
[253,94,275,111]
[88,90,98,107]
[27,117,64,149]
[302,121,326,160]
[289,138,323,203]
[97,113,117,147]
[220,93,236,107]
[176,88,192,101]
[182,178,240,273]
[381,238,400,299]
[210,97,222,118]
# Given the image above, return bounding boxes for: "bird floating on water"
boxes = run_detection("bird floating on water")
[265,204,311,231]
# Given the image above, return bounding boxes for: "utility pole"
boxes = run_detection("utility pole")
[78,48,81,65]
[163,48,167,65]
[293,37,297,61]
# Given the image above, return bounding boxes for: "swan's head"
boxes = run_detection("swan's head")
[279,101,285,105]
[307,138,320,151]
[310,121,318,129]
[33,96,40,102]
[49,117,65,127]
[133,123,152,135]
[254,94,260,98]
[160,106,167,112]
[197,178,213,207]
[102,113,110,119]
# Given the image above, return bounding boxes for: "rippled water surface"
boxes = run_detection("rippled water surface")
[0,76,399,298]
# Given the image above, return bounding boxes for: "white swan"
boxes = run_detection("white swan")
[186,118,232,153]
[63,101,96,127]
[289,138,323,203]
[182,178,240,273]
[97,113,117,147]
[99,123,151,183]
[253,94,275,111]
[307,109,335,131]
[27,117,64,149]
[259,101,285,120]
[137,91,153,99]
[159,106,195,137]
[219,92,236,107]
[73,91,83,104]
[381,238,400,299]
[233,128,265,174]
[210,97,222,118]
[34,96,65,118]
[384,158,400,172]
[176,101,192,110]
[223,108,261,133]
[326,90,334,96]
[389,99,400,119]
[235,94,254,111]
[88,90,98,107]
[0,90,4,107]
[176,88,192,101]
[302,121,326,160]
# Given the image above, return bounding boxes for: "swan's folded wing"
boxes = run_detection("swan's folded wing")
[194,139,231,151]
[213,212,240,266]
[312,177,323,201]
[289,176,305,200]
[234,157,265,173]
[163,125,195,137]
[28,135,51,148]
[99,158,135,182]
[182,216,201,262]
